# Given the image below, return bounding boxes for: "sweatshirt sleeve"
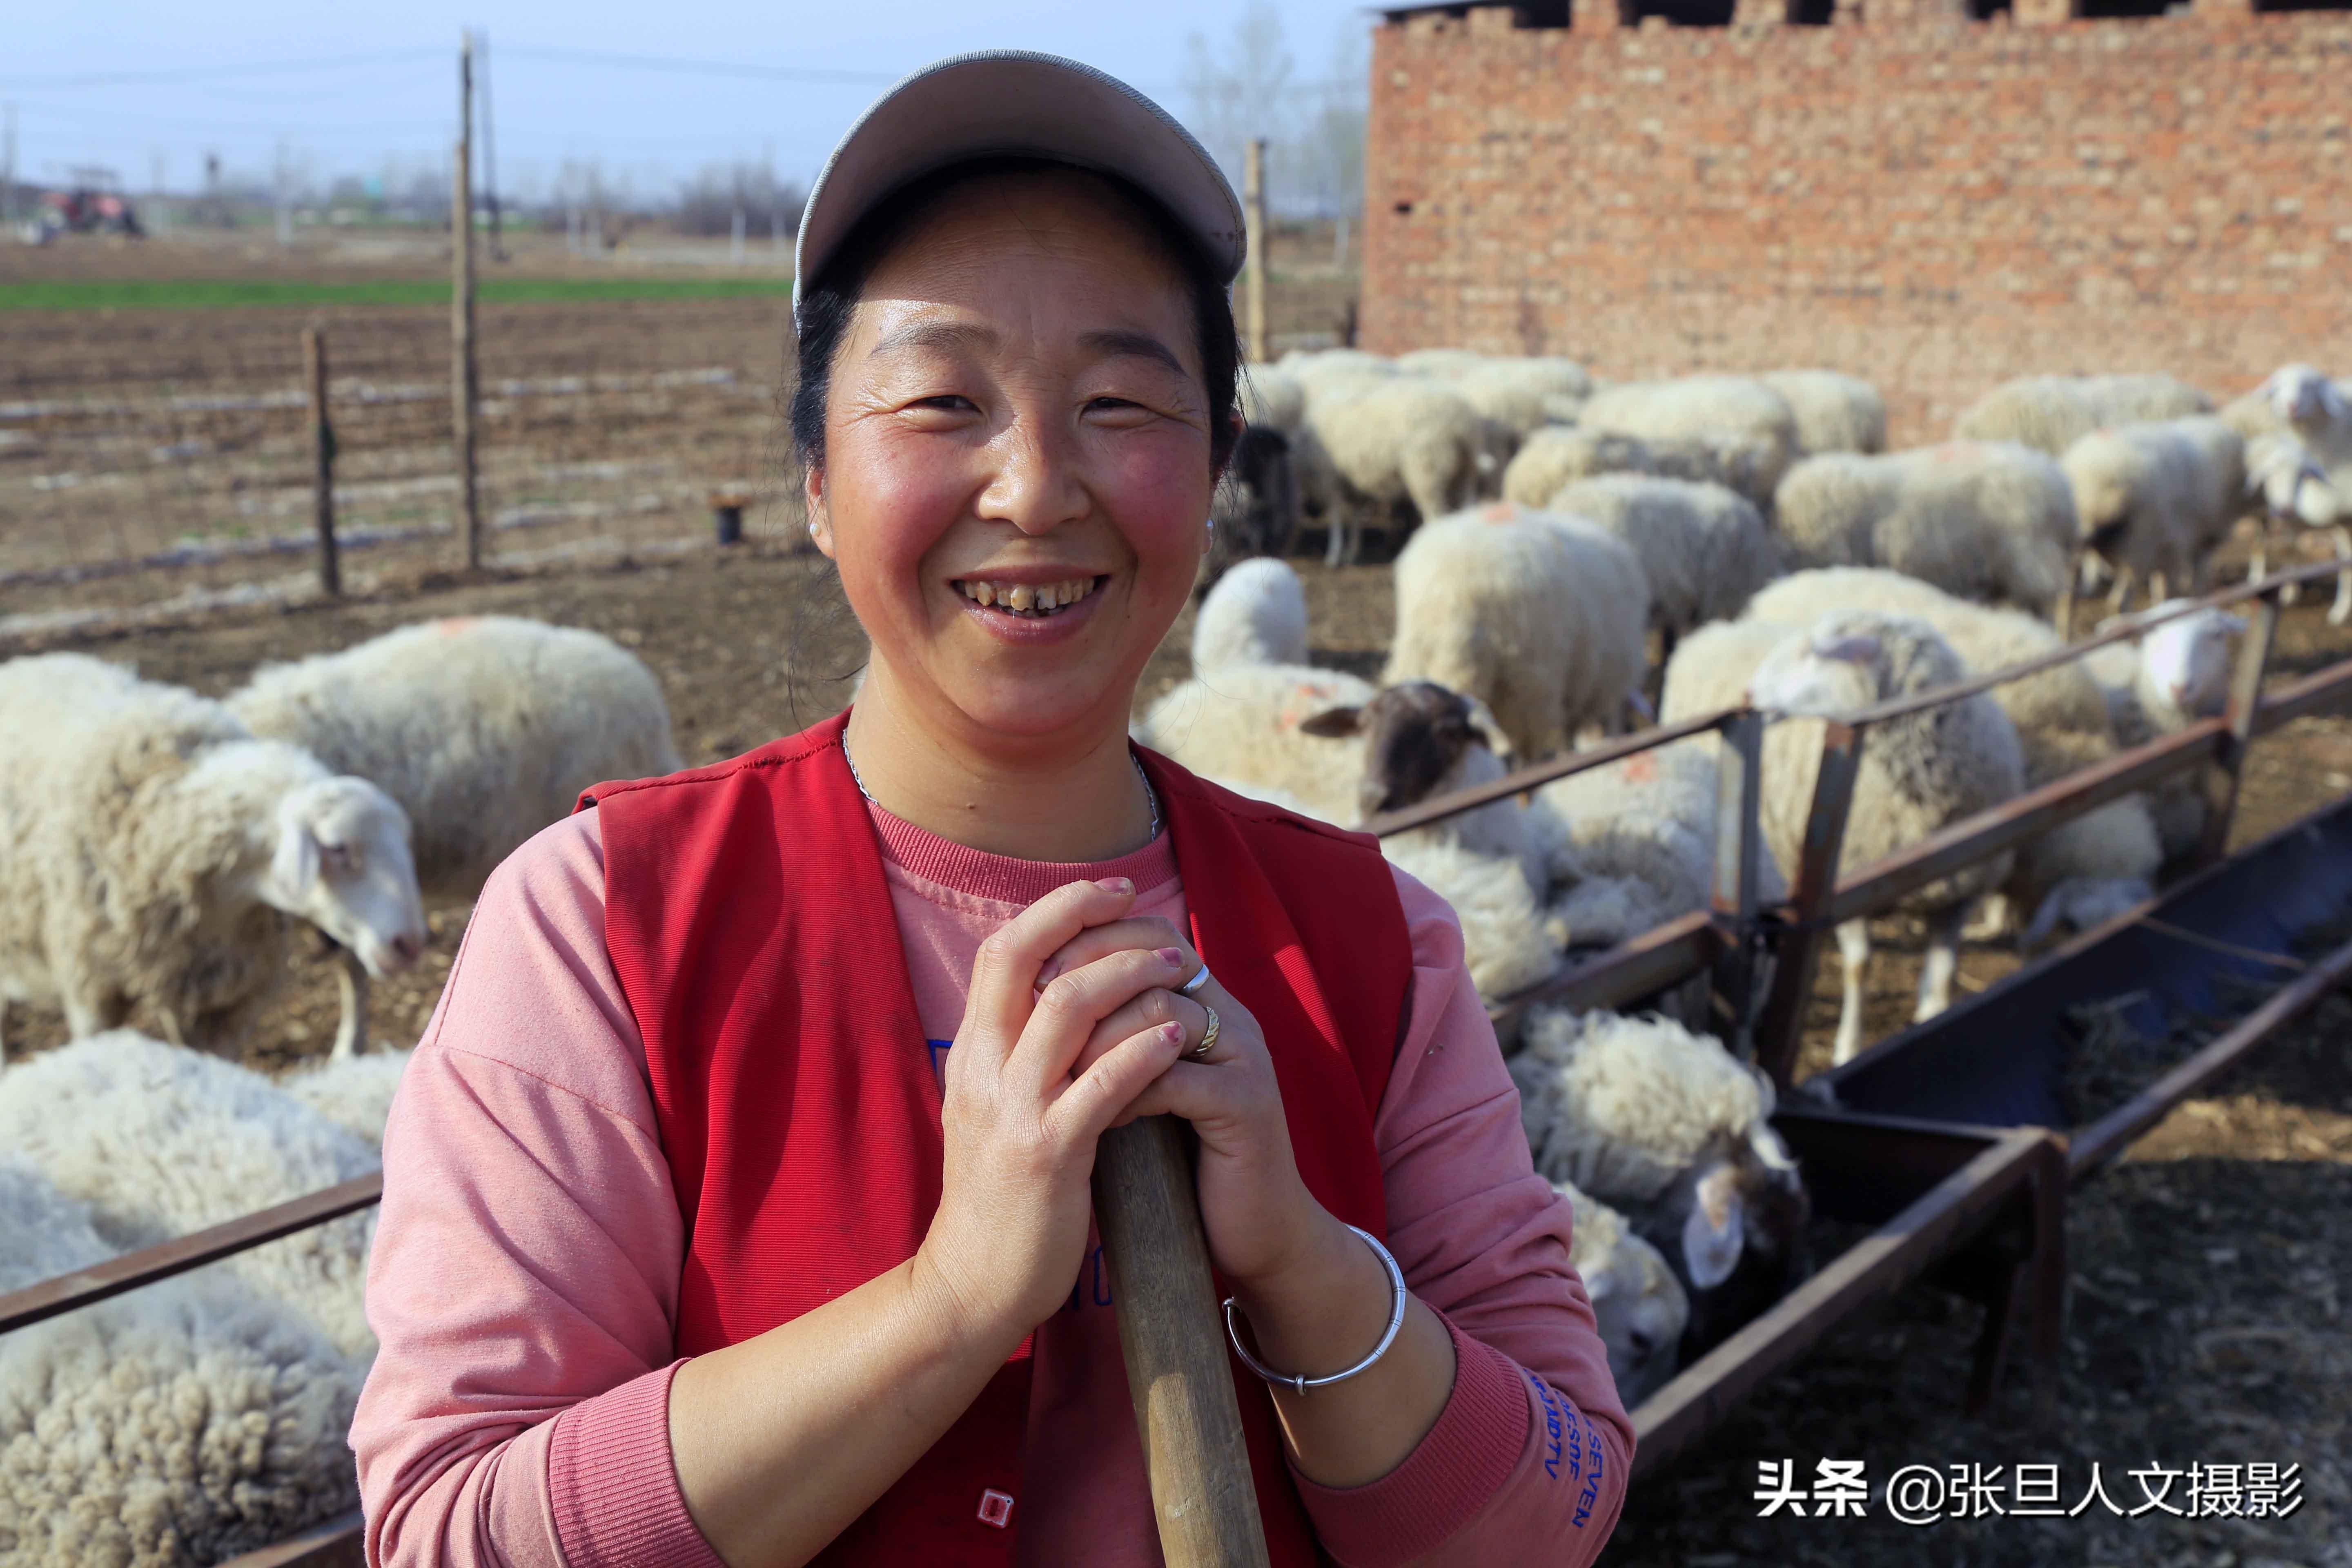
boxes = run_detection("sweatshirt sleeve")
[1288,864,1634,1568]
[351,811,724,1568]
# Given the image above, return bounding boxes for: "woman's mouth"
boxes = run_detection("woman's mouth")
[954,575,1106,618]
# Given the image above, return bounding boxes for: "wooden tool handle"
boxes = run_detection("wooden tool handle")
[1091,1115,1273,1568]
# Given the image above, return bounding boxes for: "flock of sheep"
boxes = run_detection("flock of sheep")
[4,347,2350,1562]
[1153,347,2352,1406]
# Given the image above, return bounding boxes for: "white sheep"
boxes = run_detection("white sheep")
[1554,1177,1690,1406]
[1743,612,2029,1062]
[1190,556,1310,674]
[0,1158,364,1566]
[0,1030,381,1358]
[2241,432,2352,621]
[1136,661,1380,827]
[282,1046,412,1149]
[1954,372,2214,455]
[1383,502,1651,762]
[1380,836,1565,1008]
[1238,362,1307,433]
[1771,441,2081,619]
[1446,357,1597,436]
[2084,601,2247,862]
[1546,474,1782,659]
[228,616,683,899]
[1746,570,2162,945]
[2062,416,2247,613]
[0,654,425,1065]
[2230,366,2352,621]
[1303,376,1512,566]
[1510,1006,1809,1356]
[1757,369,1887,455]
[1575,375,1803,508]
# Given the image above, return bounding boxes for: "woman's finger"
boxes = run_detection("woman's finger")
[1013,944,1192,1093]
[963,878,1138,1049]
[1047,1019,1191,1147]
[1068,989,1226,1079]
[1034,916,1194,990]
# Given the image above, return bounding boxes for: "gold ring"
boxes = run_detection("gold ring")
[1188,1004,1220,1061]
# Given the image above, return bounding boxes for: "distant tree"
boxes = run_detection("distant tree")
[673,160,805,238]
[1182,6,1366,220]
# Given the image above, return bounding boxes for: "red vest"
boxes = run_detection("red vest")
[581,713,1413,1565]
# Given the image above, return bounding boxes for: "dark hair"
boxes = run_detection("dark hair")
[787,155,1242,479]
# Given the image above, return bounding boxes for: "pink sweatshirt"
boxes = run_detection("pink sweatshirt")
[352,801,1632,1568]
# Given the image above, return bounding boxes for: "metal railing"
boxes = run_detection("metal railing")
[1370,554,2352,1088]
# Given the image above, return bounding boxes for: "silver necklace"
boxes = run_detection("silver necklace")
[842,735,1161,844]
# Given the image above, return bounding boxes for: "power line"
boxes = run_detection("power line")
[0,48,443,91]
[496,44,898,86]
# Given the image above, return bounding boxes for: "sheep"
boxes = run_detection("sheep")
[0,654,425,1065]
[1199,425,1301,594]
[281,1046,412,1149]
[1299,375,1507,566]
[1575,375,1803,508]
[228,616,683,901]
[2085,602,2247,863]
[1538,738,1788,957]
[1136,661,1380,826]
[1546,474,1782,660]
[1757,369,1887,455]
[1510,1006,1810,1358]
[1190,555,1311,674]
[1746,569,2162,945]
[1237,362,1306,433]
[2061,416,2247,613]
[1446,357,1597,436]
[1393,347,1492,380]
[1771,441,2081,618]
[1744,612,2029,1062]
[1554,1177,1690,1406]
[1380,835,1565,1009]
[0,1158,364,1567]
[1501,426,1657,508]
[1383,502,1651,763]
[0,1030,381,1358]
[2241,432,2352,622]
[1954,372,2214,455]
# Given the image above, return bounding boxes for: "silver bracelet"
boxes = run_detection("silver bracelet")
[1221,1224,1408,1395]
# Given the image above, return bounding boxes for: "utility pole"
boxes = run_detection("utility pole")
[274,138,293,246]
[478,28,504,260]
[304,325,341,596]
[2,105,16,229]
[452,30,483,569]
[1243,138,1270,364]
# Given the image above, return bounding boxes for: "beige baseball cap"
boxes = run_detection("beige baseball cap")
[792,50,1245,325]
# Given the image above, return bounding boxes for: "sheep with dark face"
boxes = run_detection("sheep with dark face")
[1197,425,1301,598]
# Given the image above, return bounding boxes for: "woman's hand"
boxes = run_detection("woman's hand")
[913,878,1194,1343]
[1033,915,1331,1296]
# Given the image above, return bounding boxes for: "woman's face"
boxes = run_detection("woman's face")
[808,169,1218,753]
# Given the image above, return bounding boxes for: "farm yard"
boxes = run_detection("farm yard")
[4,226,2351,1568]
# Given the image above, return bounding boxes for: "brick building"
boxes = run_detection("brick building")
[1362,0,2352,442]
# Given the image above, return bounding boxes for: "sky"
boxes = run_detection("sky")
[2,0,1375,204]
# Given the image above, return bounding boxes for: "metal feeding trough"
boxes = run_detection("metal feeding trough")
[1816,789,2352,1176]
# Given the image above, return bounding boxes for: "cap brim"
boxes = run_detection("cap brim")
[793,51,1245,323]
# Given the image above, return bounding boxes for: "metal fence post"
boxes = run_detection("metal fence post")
[2193,588,2280,867]
[1708,709,1765,1056]
[1753,719,1865,1088]
[451,31,483,570]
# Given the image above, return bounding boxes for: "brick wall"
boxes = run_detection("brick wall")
[1363,2,2352,444]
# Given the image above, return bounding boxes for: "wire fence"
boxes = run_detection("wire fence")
[0,293,808,633]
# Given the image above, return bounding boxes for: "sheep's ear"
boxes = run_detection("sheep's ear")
[1298,704,1365,738]
[1681,1165,1746,1291]
[1462,697,1514,760]
[272,809,321,896]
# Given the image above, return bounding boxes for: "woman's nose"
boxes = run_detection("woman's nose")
[979,420,1087,535]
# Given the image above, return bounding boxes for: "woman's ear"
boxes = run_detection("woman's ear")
[804,462,837,560]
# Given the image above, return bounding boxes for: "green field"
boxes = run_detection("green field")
[0,276,797,312]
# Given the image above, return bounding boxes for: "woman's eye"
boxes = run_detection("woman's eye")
[911,394,976,413]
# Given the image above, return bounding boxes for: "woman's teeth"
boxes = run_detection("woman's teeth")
[957,577,1101,616]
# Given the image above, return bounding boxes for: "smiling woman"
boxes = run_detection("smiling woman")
[350,49,1631,1568]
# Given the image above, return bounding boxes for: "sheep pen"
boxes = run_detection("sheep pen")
[4,353,2351,1566]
